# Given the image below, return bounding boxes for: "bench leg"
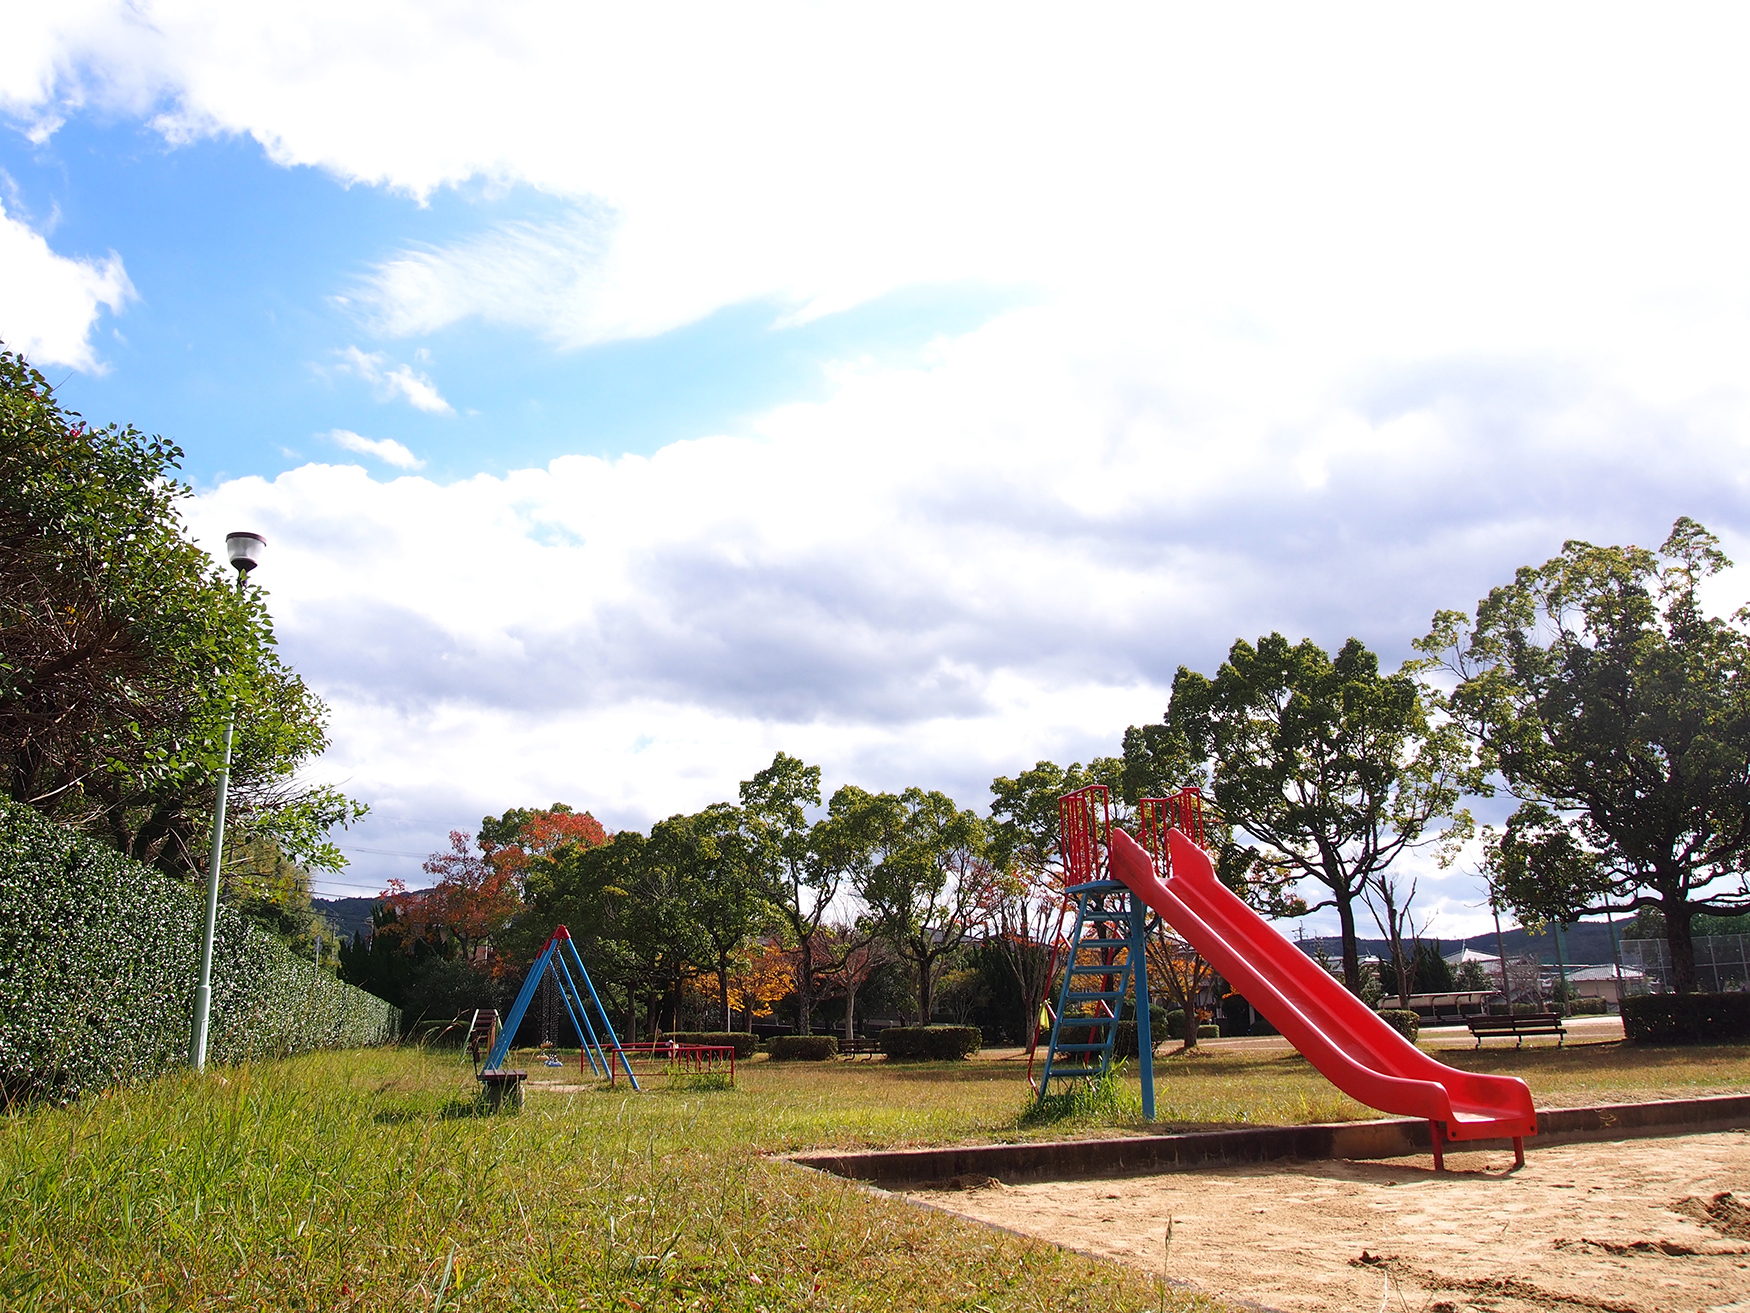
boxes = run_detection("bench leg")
[1430,1120,1445,1173]
[1512,1136,1525,1170]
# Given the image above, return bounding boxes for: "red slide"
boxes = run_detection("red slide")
[1108,827,1536,1151]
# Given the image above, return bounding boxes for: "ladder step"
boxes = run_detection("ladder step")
[1064,991,1124,1002]
[1055,1015,1117,1026]
[1052,1042,1115,1053]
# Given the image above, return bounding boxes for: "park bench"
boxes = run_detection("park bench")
[1466,1013,1566,1048]
[837,1036,880,1056]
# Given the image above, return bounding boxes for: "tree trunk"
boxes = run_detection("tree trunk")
[717,955,731,1032]
[1664,894,1698,994]
[1336,892,1362,993]
[916,946,934,1022]
[844,980,858,1042]
[795,933,815,1034]
[1551,923,1569,1015]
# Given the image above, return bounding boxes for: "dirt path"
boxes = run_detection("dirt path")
[916,1131,1750,1312]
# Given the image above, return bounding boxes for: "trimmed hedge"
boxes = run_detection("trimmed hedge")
[1623,993,1750,1044]
[767,1034,838,1061]
[1377,1009,1420,1042]
[0,797,398,1105]
[877,1025,981,1060]
[665,1031,760,1059]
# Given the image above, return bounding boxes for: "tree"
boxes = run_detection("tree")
[818,925,893,1042]
[1144,927,1215,1050]
[739,752,841,1034]
[1419,519,1750,993]
[986,761,1106,1042]
[0,348,362,878]
[1160,634,1470,992]
[648,803,771,1030]
[854,787,1001,1022]
[387,829,525,969]
[478,803,609,882]
[726,939,793,1029]
[1119,724,1308,918]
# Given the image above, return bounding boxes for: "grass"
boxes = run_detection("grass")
[3,1034,1745,1311]
[0,1048,1228,1313]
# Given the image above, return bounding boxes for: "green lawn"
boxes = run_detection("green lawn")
[3,1037,1746,1311]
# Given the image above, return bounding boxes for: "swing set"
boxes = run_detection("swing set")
[475,925,639,1108]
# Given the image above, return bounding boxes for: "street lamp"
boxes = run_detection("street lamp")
[188,531,266,1072]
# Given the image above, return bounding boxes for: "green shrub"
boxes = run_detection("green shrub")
[1109,1005,1170,1056]
[767,1034,838,1061]
[1196,1023,1219,1039]
[1376,1009,1420,1042]
[1567,997,1609,1016]
[877,1025,981,1060]
[0,798,398,1105]
[1623,993,1750,1044]
[665,1031,759,1058]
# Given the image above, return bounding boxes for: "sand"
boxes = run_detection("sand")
[913,1131,1750,1313]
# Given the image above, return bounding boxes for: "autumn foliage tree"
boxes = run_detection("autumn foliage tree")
[384,829,524,971]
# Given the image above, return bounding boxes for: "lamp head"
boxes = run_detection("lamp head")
[225,531,266,575]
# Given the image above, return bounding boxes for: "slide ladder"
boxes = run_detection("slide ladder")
[1036,786,1155,1118]
[1106,792,1536,1168]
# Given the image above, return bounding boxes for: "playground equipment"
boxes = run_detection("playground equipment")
[606,1041,737,1088]
[476,925,638,1106]
[1102,792,1538,1169]
[1033,786,1156,1118]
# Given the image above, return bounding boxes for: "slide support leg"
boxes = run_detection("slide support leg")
[1512,1136,1525,1170]
[1430,1121,1445,1173]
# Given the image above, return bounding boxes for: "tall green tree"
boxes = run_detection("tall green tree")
[0,348,361,879]
[1418,518,1750,993]
[986,759,1119,1042]
[649,803,772,1030]
[1160,634,1469,991]
[853,787,998,1022]
[739,752,836,1032]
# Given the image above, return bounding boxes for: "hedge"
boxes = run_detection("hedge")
[877,1025,981,1060]
[767,1034,838,1061]
[664,1031,760,1059]
[1377,1009,1420,1042]
[1623,993,1750,1044]
[0,797,398,1105]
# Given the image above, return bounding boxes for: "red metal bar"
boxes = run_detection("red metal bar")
[1058,785,1110,887]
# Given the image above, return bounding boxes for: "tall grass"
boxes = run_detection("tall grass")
[0,1049,1230,1312]
[3,1035,1739,1310]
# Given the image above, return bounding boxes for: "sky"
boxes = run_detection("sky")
[3,4,1748,939]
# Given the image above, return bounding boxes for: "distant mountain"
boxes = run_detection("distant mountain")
[312,895,385,943]
[1294,920,1633,967]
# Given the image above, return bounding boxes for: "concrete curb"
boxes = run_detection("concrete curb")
[790,1094,1750,1186]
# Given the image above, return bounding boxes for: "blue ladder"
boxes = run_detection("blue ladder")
[1036,785,1154,1117]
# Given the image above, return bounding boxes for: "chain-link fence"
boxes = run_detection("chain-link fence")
[1620,936,1750,994]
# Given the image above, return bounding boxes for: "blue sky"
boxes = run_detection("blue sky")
[5,5,1749,934]
[5,118,1018,484]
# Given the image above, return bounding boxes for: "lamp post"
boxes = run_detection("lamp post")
[188,531,266,1072]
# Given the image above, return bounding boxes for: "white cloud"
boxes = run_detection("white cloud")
[17,3,1750,926]
[328,428,424,470]
[187,303,1750,913]
[329,346,453,414]
[0,198,134,370]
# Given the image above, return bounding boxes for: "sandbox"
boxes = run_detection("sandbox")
[915,1131,1750,1313]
